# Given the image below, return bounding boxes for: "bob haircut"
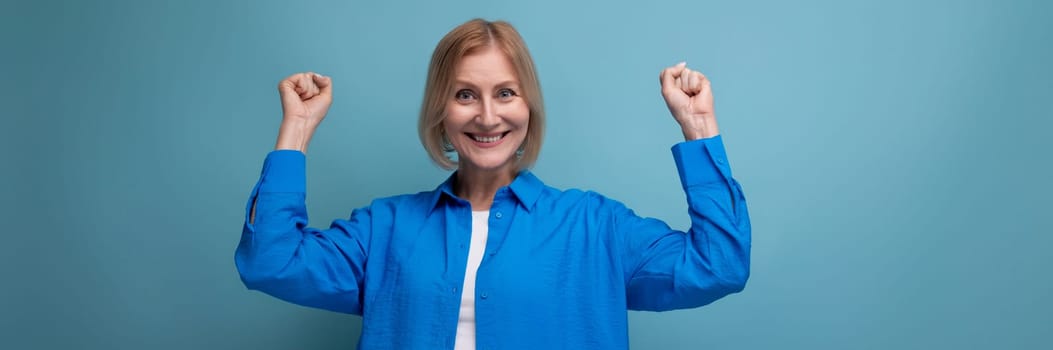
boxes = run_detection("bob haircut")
[418,18,545,171]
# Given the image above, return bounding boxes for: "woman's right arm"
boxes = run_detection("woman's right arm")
[235,73,371,315]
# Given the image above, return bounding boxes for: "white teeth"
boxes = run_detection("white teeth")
[471,134,503,143]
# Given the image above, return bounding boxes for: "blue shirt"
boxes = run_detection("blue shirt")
[235,135,750,349]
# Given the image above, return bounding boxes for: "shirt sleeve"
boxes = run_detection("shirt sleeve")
[234,150,372,315]
[612,135,751,311]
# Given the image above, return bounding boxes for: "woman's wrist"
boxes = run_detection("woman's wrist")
[275,118,318,153]
[679,116,720,141]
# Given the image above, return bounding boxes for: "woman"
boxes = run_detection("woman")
[236,18,750,349]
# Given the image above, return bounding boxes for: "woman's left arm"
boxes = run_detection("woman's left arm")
[613,63,750,311]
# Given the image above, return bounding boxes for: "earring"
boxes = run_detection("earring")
[515,147,524,159]
[441,132,455,152]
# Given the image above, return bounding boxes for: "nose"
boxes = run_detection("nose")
[475,97,500,129]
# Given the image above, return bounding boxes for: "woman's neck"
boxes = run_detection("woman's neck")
[454,165,517,211]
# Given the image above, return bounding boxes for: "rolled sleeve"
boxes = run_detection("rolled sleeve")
[244,150,306,222]
[671,135,733,188]
[258,150,306,193]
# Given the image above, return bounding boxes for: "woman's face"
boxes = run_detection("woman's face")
[443,47,530,174]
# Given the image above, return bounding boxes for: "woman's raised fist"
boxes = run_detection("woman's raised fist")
[279,72,333,125]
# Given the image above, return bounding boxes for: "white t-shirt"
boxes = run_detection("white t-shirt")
[454,210,490,350]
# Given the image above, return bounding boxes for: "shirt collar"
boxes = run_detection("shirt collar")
[429,170,544,213]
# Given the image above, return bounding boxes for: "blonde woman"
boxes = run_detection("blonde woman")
[236,18,750,350]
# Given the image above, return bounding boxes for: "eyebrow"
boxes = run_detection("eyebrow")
[453,79,520,90]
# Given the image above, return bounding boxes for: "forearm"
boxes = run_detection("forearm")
[679,115,720,141]
[238,151,310,279]
[255,121,314,222]
[239,192,309,277]
[674,136,750,286]
[275,119,320,153]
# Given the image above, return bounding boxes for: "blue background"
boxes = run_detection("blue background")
[3,0,1051,348]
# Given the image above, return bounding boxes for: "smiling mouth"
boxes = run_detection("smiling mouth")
[467,131,510,143]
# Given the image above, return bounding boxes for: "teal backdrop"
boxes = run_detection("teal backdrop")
[3,0,1051,349]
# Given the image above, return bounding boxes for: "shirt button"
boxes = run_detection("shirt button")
[480,292,488,299]
[716,157,726,165]
[495,212,502,219]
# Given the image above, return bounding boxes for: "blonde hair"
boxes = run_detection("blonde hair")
[418,18,545,170]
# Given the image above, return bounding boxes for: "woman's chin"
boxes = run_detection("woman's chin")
[461,155,516,172]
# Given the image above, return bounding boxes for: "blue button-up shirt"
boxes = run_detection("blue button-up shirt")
[236,136,750,349]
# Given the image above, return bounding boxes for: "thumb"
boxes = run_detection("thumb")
[278,79,304,106]
[313,73,333,96]
[660,62,688,90]
[313,74,330,100]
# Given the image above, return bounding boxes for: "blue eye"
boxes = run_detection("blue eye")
[497,88,517,100]
[455,89,476,102]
